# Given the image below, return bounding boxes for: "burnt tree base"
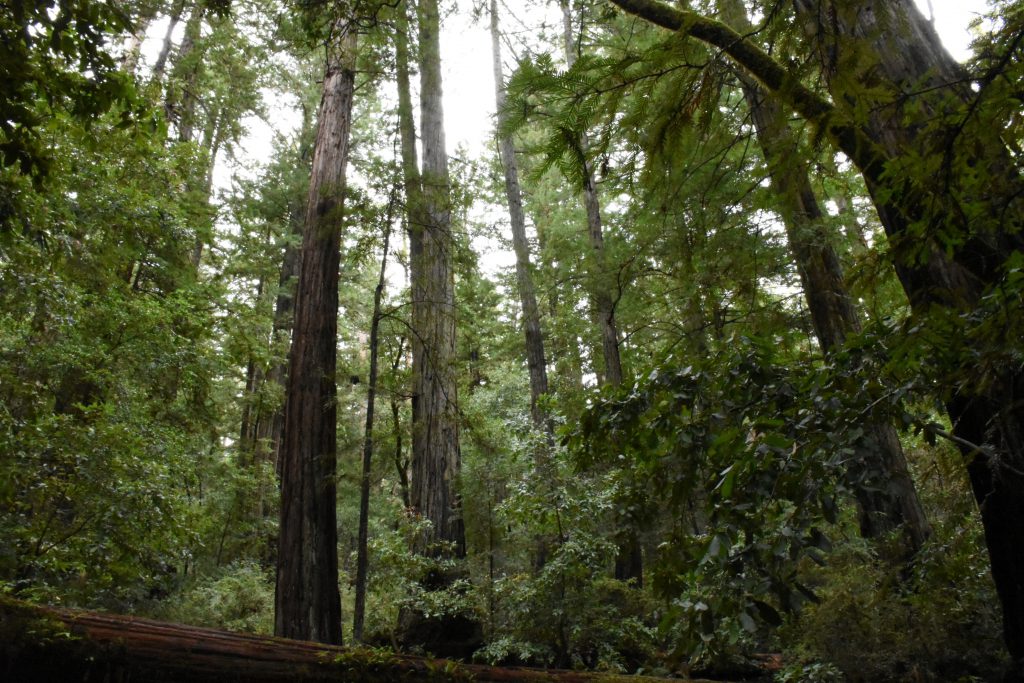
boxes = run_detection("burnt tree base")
[396,567,483,660]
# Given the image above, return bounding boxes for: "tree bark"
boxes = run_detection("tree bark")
[489,0,552,433]
[410,0,465,557]
[274,19,358,646]
[718,0,930,555]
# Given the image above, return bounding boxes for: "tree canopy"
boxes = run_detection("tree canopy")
[2,0,1023,680]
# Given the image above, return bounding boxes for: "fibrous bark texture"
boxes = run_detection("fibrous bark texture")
[274,20,358,646]
[410,0,465,556]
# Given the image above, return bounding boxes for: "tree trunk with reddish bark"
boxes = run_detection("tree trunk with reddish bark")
[274,19,358,646]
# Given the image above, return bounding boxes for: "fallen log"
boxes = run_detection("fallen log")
[0,598,708,682]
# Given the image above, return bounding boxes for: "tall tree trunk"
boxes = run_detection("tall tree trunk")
[392,0,480,658]
[121,10,154,76]
[718,0,930,555]
[561,0,639,586]
[191,103,224,268]
[168,3,205,144]
[411,0,465,557]
[394,0,425,507]
[605,0,1024,666]
[353,197,394,643]
[489,0,551,433]
[560,0,624,389]
[491,0,556,571]
[274,19,358,646]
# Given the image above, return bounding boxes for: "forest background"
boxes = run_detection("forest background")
[2,0,1023,681]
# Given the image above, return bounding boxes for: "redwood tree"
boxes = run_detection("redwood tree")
[274,19,358,646]
[409,0,465,557]
[718,0,931,556]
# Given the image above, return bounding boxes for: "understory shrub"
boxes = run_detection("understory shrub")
[158,561,274,634]
[776,519,1004,682]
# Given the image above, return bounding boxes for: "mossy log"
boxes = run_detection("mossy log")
[0,598,712,682]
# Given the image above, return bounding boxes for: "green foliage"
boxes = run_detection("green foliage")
[0,68,224,611]
[0,0,140,178]
[569,334,894,660]
[776,520,1004,682]
[158,561,275,634]
[461,399,659,670]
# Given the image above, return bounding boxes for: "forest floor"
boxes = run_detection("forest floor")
[0,597,755,682]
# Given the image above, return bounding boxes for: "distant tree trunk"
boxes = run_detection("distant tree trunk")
[742,78,930,552]
[257,221,302,475]
[718,0,930,555]
[561,0,638,586]
[391,342,411,510]
[274,19,358,646]
[192,103,225,268]
[151,0,186,83]
[490,0,551,434]
[411,0,465,557]
[560,0,624,389]
[121,10,153,75]
[254,110,315,478]
[394,0,425,507]
[168,3,205,144]
[353,198,394,643]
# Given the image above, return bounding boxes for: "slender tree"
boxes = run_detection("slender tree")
[489,0,551,434]
[274,18,358,646]
[559,0,624,389]
[353,192,395,643]
[152,0,187,83]
[561,0,641,585]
